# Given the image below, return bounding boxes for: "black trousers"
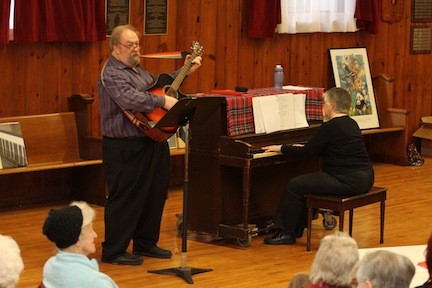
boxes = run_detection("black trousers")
[101,137,170,259]
[274,167,374,234]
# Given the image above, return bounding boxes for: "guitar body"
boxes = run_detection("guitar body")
[145,73,187,123]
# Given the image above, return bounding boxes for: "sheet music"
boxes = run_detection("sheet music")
[257,95,281,134]
[252,93,309,134]
[252,97,265,134]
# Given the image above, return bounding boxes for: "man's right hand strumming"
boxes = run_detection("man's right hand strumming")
[163,95,178,110]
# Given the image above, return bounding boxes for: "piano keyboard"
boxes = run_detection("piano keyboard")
[251,149,282,159]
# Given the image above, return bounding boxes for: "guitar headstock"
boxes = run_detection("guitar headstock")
[190,41,204,57]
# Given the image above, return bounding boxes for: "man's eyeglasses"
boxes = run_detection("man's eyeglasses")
[118,42,141,50]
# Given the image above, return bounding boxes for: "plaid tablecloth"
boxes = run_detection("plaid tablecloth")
[210,87,324,137]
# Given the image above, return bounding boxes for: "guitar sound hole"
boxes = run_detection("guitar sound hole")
[164,86,179,99]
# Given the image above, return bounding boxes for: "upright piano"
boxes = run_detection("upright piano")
[187,88,323,246]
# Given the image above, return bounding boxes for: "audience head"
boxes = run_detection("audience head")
[310,232,359,287]
[425,232,432,284]
[356,250,415,288]
[42,201,97,255]
[322,87,351,121]
[0,234,24,288]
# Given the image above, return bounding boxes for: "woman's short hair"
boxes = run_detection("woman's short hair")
[0,234,24,288]
[310,232,359,286]
[109,25,141,51]
[356,250,415,288]
[70,201,96,227]
[324,87,352,114]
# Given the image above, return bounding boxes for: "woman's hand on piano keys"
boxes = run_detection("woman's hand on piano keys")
[262,145,282,153]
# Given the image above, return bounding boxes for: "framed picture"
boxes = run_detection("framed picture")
[329,48,380,130]
[106,0,130,36]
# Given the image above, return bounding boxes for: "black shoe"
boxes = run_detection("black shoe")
[294,225,304,238]
[263,231,296,245]
[133,245,172,259]
[102,252,143,266]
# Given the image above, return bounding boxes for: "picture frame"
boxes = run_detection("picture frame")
[329,48,380,130]
[106,0,130,36]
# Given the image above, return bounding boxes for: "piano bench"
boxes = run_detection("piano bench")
[304,186,387,251]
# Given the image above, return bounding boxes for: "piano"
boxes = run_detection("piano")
[187,91,323,246]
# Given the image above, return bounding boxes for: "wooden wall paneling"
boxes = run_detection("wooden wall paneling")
[172,0,200,94]
[224,0,241,90]
[214,0,228,90]
[0,45,14,117]
[61,43,76,111]
[296,34,314,86]
[308,33,325,88]
[39,43,62,114]
[197,0,218,93]
[22,44,42,115]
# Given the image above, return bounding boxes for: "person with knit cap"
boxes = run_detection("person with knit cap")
[41,201,118,288]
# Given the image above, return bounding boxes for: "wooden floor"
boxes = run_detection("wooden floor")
[2,157,432,288]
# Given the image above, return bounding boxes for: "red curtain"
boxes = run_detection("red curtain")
[248,0,281,38]
[14,0,106,43]
[355,0,381,34]
[0,0,11,44]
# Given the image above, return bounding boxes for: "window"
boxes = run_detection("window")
[9,0,14,40]
[277,0,358,34]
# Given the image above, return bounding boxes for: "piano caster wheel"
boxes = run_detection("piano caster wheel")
[237,234,252,247]
[322,214,337,230]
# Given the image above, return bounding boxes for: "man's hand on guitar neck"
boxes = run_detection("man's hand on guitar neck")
[186,55,202,75]
[163,95,178,110]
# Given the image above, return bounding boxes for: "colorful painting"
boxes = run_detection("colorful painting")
[330,48,379,130]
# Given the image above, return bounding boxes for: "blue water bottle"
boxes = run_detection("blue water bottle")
[274,64,284,90]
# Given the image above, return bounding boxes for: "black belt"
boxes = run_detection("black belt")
[104,136,151,141]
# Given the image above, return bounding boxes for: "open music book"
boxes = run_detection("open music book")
[252,93,309,134]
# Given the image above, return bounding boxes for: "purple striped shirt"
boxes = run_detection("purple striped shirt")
[98,57,177,138]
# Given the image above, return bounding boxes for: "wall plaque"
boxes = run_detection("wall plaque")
[106,0,130,36]
[412,0,432,22]
[410,26,432,54]
[144,0,168,35]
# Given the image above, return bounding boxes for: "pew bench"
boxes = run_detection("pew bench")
[362,74,409,166]
[0,111,106,208]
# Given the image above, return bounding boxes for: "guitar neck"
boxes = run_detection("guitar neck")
[171,51,200,90]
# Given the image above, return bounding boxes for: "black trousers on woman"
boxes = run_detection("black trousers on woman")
[274,168,374,234]
[101,137,170,259]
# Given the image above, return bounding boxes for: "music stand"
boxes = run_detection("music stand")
[148,96,225,284]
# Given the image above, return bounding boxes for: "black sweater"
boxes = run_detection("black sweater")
[281,116,372,176]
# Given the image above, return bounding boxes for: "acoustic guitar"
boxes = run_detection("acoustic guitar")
[124,41,204,142]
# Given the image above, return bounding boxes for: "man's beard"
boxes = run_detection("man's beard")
[129,53,140,67]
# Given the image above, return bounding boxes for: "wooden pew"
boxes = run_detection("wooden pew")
[0,103,106,208]
[361,74,409,166]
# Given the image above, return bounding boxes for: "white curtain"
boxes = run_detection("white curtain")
[277,0,358,34]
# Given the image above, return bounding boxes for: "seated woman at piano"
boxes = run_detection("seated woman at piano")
[262,87,374,245]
